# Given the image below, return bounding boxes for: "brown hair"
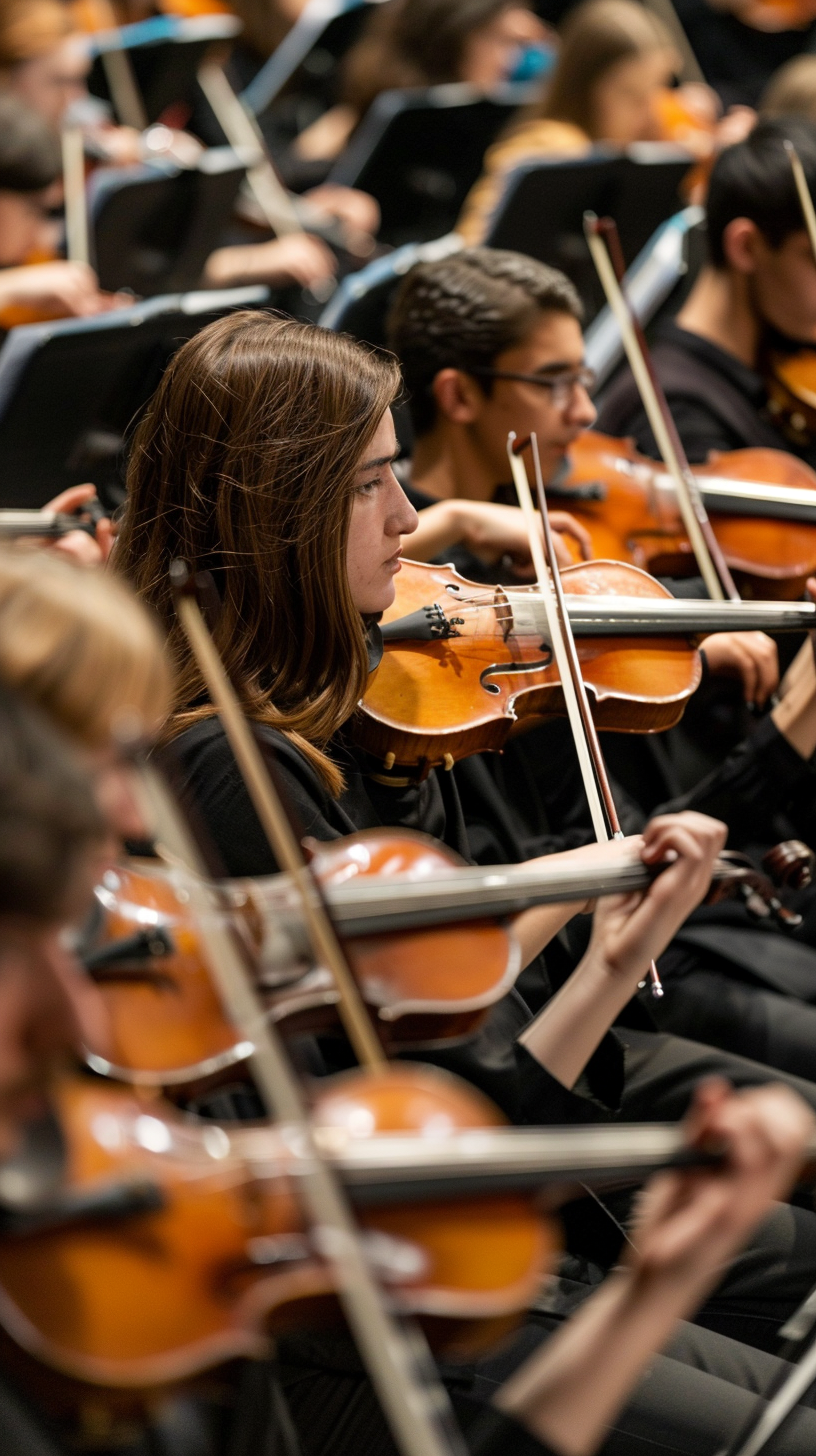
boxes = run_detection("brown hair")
[533,0,671,138]
[0,0,74,69]
[342,0,518,119]
[115,311,401,796]
[0,550,172,749]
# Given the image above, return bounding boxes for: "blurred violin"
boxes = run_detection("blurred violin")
[85,833,708,1081]
[0,1066,766,1427]
[556,429,816,597]
[761,341,816,449]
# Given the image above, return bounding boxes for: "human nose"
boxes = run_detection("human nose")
[566,383,597,429]
[386,473,419,538]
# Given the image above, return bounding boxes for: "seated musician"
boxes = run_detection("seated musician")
[596,114,816,467]
[0,570,813,1456]
[386,243,816,1089]
[290,0,550,172]
[0,92,115,319]
[0,0,371,292]
[760,52,816,122]
[107,308,816,1456]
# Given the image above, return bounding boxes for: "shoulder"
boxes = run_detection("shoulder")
[484,119,590,172]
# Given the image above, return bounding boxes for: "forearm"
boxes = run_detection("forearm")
[407,500,467,561]
[510,902,581,970]
[518,946,635,1088]
[495,1258,728,1456]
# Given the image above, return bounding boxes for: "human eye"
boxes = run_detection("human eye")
[356,475,382,496]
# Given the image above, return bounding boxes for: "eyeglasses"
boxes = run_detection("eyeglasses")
[468,366,597,407]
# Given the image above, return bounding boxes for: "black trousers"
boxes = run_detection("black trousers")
[647,968,816,1084]
[276,1313,816,1456]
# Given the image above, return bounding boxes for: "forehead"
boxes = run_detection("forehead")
[496,309,585,369]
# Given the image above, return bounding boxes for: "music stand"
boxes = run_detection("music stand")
[485,145,693,321]
[0,286,269,510]
[89,147,248,296]
[328,82,531,246]
[88,13,241,125]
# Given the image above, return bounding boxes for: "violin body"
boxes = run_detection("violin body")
[357,558,701,776]
[0,1069,548,1420]
[86,849,520,1083]
[562,430,816,598]
[763,346,816,450]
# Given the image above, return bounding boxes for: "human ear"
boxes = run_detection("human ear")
[721,217,762,275]
[431,368,485,425]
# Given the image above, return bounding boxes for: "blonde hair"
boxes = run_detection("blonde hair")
[0,551,172,749]
[0,0,74,68]
[761,56,816,125]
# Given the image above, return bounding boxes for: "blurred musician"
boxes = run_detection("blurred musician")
[597,116,816,466]
[456,0,749,245]
[291,0,550,170]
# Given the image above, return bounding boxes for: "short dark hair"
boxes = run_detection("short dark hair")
[707,116,816,268]
[387,247,583,435]
[0,683,104,922]
[0,94,61,194]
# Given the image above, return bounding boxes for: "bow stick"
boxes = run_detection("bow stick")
[584,211,739,603]
[508,432,663,996]
[61,127,89,268]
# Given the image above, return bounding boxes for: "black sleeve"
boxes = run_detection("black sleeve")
[615,398,746,466]
[650,714,816,848]
[165,723,351,878]
[456,1396,564,1456]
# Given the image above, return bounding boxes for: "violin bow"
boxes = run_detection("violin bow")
[507,432,663,996]
[583,211,739,603]
[133,593,469,1456]
[87,0,148,131]
[61,127,90,268]
[196,61,307,239]
[785,139,816,261]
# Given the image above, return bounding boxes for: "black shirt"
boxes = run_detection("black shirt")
[169,717,624,1126]
[595,321,806,465]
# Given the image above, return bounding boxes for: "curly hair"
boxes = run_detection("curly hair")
[387,246,582,435]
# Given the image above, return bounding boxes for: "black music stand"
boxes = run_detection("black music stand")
[88,13,240,125]
[89,147,247,296]
[328,83,531,246]
[0,286,269,510]
[485,145,693,321]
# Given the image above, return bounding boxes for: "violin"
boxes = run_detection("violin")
[558,429,816,598]
[0,1066,769,1427]
[357,557,816,777]
[762,342,816,450]
[0,1067,547,1423]
[83,823,782,1086]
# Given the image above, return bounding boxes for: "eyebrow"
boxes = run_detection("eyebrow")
[358,449,401,471]
[528,359,585,376]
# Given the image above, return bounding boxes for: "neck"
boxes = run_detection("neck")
[675,265,762,369]
[411,421,499,503]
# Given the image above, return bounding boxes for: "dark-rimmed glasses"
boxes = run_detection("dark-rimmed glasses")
[468,366,596,407]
